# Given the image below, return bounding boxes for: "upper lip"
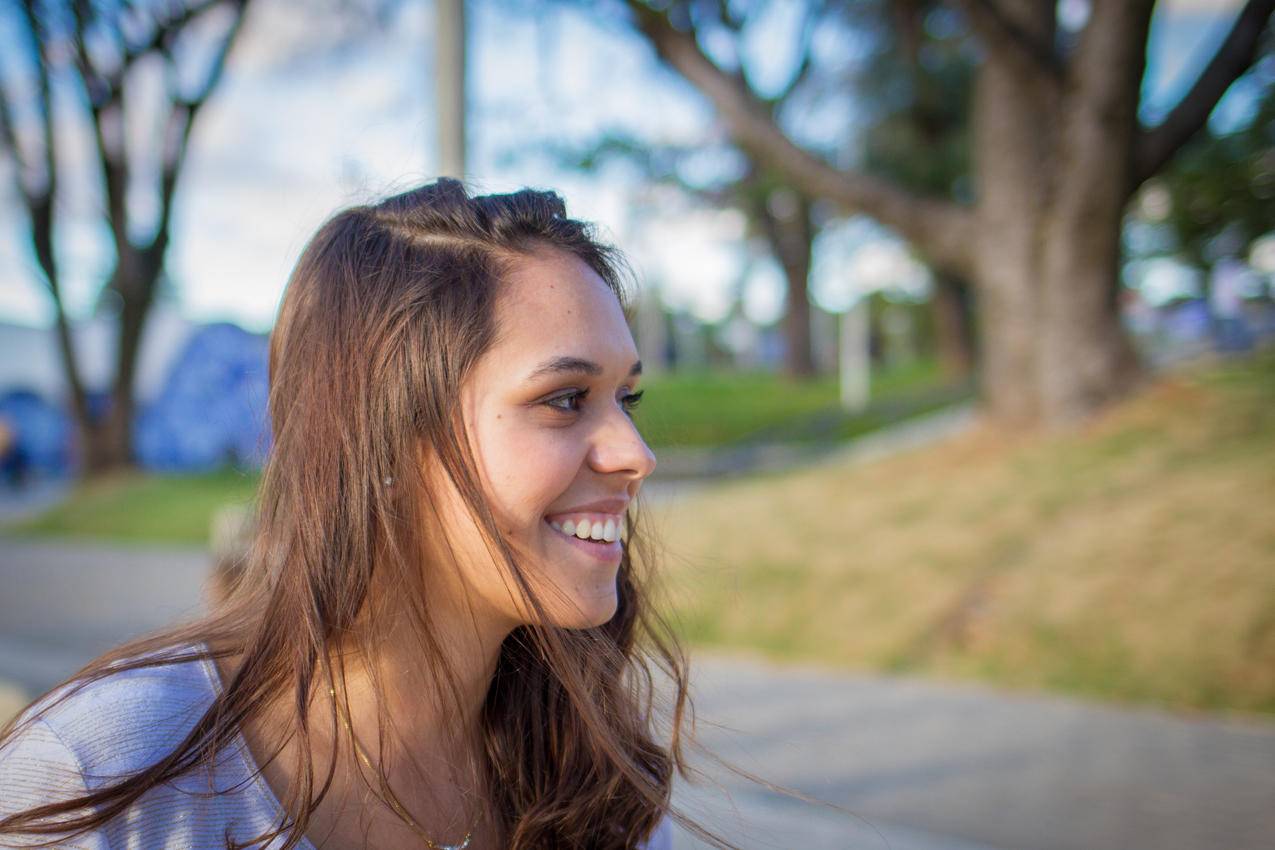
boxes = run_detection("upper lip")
[546,497,630,516]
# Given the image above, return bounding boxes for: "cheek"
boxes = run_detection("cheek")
[481,422,585,521]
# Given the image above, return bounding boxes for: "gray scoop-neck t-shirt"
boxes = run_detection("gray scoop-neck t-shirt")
[0,649,672,849]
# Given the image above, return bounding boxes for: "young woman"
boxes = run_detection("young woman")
[0,180,709,849]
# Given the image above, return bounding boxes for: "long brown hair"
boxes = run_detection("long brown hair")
[0,179,735,849]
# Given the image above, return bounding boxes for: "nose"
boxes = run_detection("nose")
[588,404,657,483]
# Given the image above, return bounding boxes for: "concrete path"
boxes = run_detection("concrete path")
[0,538,212,695]
[672,655,1275,850]
[1,540,1272,850]
[0,477,71,526]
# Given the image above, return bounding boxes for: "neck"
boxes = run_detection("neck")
[341,596,511,765]
[317,586,512,846]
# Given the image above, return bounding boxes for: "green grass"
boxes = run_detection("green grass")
[7,467,259,545]
[654,349,1275,716]
[634,357,962,448]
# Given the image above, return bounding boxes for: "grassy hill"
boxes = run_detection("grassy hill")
[649,350,1275,716]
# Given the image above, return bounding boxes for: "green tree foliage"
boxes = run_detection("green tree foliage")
[1152,59,1275,270]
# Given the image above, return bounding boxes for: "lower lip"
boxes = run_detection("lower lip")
[544,519,623,563]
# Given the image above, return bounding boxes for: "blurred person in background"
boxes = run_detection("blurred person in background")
[0,180,723,850]
[0,414,29,492]
[1210,255,1256,354]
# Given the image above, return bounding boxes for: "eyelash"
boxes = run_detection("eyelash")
[546,389,644,416]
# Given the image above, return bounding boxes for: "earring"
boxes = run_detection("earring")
[383,475,395,487]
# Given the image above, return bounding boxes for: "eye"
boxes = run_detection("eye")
[620,390,644,416]
[545,389,589,413]
[543,388,645,417]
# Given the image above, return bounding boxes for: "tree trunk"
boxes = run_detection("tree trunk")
[967,0,1158,428]
[1036,2,1153,424]
[930,272,976,381]
[758,190,817,379]
[968,0,1058,425]
[99,242,165,473]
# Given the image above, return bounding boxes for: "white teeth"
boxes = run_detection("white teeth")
[549,515,627,544]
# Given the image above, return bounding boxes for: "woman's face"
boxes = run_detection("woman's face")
[422,247,657,633]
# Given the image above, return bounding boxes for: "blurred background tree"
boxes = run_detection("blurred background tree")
[851,1,977,381]
[560,0,982,383]
[554,0,833,381]
[614,0,1274,427]
[0,0,251,476]
[563,142,830,380]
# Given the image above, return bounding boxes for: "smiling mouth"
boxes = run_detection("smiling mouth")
[543,518,623,560]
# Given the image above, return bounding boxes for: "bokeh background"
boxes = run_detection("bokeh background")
[1,1,1273,848]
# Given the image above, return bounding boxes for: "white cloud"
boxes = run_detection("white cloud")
[631,207,746,323]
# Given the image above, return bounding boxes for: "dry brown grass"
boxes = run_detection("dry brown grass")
[0,681,27,726]
[648,351,1275,716]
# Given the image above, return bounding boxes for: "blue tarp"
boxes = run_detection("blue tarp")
[0,388,74,476]
[134,323,271,471]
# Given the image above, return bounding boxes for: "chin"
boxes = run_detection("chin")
[554,591,619,630]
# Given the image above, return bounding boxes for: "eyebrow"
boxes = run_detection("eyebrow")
[526,356,642,382]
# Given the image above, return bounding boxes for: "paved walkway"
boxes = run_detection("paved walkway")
[0,539,212,695]
[1,540,1272,849]
[675,655,1275,850]
[0,477,71,526]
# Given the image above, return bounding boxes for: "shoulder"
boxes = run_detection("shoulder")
[0,647,294,848]
[0,650,217,848]
[0,716,114,849]
[0,715,93,820]
[9,647,218,783]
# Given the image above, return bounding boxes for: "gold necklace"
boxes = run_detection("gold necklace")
[330,689,477,850]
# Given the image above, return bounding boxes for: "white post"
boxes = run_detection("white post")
[436,0,466,179]
[840,299,870,412]
[636,285,667,377]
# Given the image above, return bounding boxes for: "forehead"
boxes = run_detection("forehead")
[491,248,634,363]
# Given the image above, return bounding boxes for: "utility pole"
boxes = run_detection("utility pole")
[436,0,466,179]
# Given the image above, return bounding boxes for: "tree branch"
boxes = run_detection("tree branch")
[769,0,823,105]
[179,0,248,107]
[1133,0,1275,189]
[18,0,60,292]
[70,2,130,259]
[148,0,248,262]
[72,0,228,98]
[952,0,1064,83]
[0,50,30,205]
[623,1,977,278]
[15,0,92,429]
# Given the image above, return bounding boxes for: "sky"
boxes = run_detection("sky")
[0,0,1259,332]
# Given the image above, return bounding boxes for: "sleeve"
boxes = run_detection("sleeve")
[640,813,674,850]
[0,719,114,850]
